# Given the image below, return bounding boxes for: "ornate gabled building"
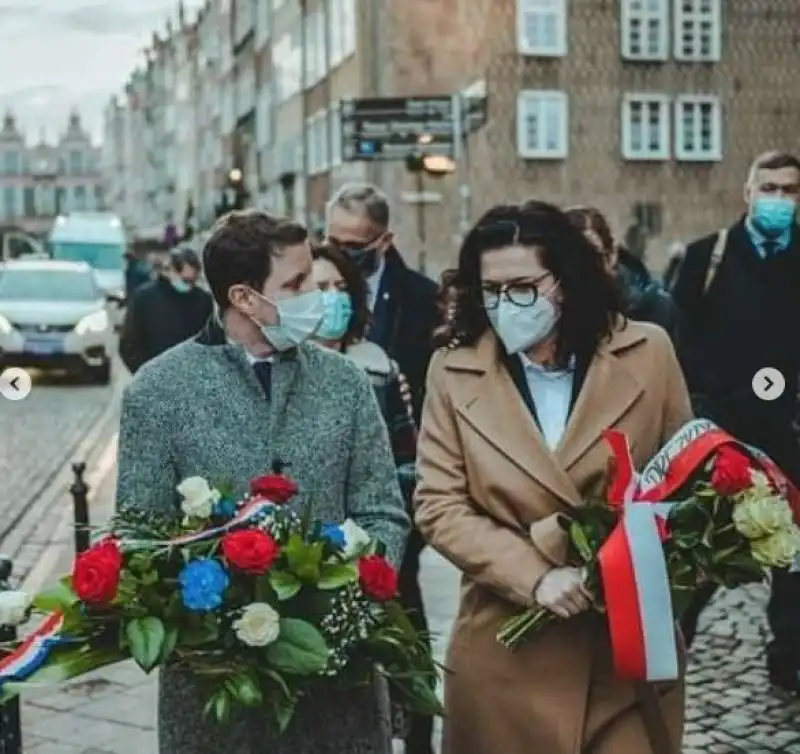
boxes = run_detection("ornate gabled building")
[0,110,104,235]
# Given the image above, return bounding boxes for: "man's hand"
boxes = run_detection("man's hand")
[534,566,592,619]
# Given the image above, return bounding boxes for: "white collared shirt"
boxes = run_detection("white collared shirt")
[227,337,274,365]
[519,354,574,450]
[366,256,386,312]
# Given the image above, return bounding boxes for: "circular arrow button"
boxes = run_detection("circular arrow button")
[752,367,786,401]
[0,367,32,401]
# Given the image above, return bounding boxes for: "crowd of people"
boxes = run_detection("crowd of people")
[114,149,800,754]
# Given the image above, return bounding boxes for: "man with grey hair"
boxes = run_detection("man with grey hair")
[672,150,800,693]
[327,183,439,754]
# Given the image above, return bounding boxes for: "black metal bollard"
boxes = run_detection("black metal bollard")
[0,556,22,754]
[70,462,91,554]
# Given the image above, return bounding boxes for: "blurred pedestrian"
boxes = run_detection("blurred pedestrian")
[123,250,152,301]
[415,201,690,754]
[671,150,800,691]
[326,183,439,754]
[119,246,212,373]
[565,206,680,344]
[116,209,409,754]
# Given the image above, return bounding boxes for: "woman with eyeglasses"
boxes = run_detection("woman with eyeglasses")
[415,202,692,754]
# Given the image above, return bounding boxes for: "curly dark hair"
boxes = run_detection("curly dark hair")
[437,201,626,366]
[564,206,615,256]
[311,243,369,347]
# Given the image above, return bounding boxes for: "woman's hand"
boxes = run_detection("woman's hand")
[533,566,593,619]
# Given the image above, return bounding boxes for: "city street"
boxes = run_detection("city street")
[2,366,800,753]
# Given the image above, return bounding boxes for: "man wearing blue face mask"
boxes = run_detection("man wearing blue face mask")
[672,150,800,692]
[119,247,213,373]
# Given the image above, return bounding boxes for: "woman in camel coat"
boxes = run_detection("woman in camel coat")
[414,201,692,754]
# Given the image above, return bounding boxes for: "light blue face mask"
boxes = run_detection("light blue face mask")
[171,279,192,294]
[316,290,353,341]
[752,195,797,236]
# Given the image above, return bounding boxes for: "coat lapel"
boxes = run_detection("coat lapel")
[447,337,582,508]
[556,325,646,471]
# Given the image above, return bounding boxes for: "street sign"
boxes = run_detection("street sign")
[341,96,458,162]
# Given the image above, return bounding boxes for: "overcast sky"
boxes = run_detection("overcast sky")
[0,0,204,144]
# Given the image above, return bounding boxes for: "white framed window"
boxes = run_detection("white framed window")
[675,95,722,161]
[326,0,343,66]
[341,0,356,59]
[316,110,329,171]
[674,0,721,62]
[516,90,568,159]
[621,94,670,160]
[516,0,567,57]
[306,117,318,174]
[621,0,668,61]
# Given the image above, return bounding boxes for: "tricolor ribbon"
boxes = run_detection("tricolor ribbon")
[0,496,278,687]
[0,611,67,688]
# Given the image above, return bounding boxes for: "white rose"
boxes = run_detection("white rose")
[177,477,220,520]
[233,603,281,647]
[0,590,32,627]
[340,518,372,559]
[748,470,774,497]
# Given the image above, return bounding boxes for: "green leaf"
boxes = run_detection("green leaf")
[318,562,358,590]
[33,580,79,612]
[569,521,593,563]
[160,626,179,664]
[264,618,329,675]
[204,688,232,724]
[272,694,297,733]
[262,668,292,698]
[268,570,302,601]
[140,570,160,586]
[225,673,263,707]
[125,616,166,672]
[180,615,219,647]
[284,536,324,583]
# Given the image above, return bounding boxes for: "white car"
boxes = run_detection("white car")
[0,259,114,383]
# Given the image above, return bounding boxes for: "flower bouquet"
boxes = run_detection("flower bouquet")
[0,471,442,730]
[498,420,800,681]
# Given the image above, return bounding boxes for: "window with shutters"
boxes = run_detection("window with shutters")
[621,0,668,61]
[516,90,568,159]
[675,95,722,161]
[516,0,567,57]
[621,94,670,160]
[674,0,721,61]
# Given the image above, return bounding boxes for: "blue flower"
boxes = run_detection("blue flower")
[321,523,346,550]
[178,559,230,612]
[212,497,237,519]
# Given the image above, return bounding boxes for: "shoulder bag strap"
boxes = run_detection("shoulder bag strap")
[703,228,729,294]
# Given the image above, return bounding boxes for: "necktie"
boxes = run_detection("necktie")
[252,361,272,400]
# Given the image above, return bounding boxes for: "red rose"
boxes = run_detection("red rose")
[73,538,123,604]
[249,474,299,504]
[358,555,398,602]
[710,447,753,496]
[221,529,280,574]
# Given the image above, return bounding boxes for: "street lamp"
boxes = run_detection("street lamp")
[229,168,243,184]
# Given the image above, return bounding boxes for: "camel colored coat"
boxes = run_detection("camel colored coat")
[414,321,692,754]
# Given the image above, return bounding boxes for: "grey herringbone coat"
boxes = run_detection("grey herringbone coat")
[115,319,410,754]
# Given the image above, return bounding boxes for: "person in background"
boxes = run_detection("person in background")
[566,206,680,344]
[119,246,212,374]
[124,250,153,301]
[311,243,417,474]
[116,210,409,754]
[415,201,690,754]
[326,184,439,754]
[671,150,800,692]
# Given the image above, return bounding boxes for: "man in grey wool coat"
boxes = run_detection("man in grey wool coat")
[115,209,410,754]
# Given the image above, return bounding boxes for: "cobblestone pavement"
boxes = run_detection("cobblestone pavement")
[0,365,123,585]
[15,477,800,754]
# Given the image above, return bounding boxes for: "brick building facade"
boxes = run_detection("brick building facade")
[105,0,800,273]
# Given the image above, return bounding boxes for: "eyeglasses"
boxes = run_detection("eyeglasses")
[480,273,554,310]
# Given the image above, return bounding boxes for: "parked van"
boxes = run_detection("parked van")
[49,213,127,325]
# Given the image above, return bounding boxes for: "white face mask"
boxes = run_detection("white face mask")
[487,291,560,355]
[251,289,324,351]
